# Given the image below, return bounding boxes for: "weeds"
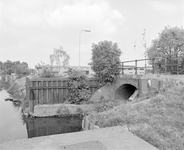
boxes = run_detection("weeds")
[88,83,184,150]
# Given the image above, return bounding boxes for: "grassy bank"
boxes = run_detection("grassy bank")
[88,83,184,150]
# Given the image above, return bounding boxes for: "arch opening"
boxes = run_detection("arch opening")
[115,84,137,100]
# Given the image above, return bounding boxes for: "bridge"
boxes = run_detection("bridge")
[26,59,161,113]
[89,74,161,103]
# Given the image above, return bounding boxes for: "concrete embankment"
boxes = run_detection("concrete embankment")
[33,103,94,117]
[0,126,158,150]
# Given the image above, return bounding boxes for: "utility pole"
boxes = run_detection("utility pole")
[142,29,147,75]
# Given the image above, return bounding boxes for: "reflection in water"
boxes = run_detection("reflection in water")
[0,90,82,143]
[0,90,27,144]
[23,116,82,138]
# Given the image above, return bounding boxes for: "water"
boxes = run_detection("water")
[0,90,82,144]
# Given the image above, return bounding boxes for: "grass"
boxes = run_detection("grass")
[88,83,184,150]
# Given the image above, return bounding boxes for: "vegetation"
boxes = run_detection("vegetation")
[35,62,56,78]
[147,26,184,74]
[88,81,184,150]
[50,46,70,70]
[90,40,122,86]
[92,98,121,113]
[0,60,30,77]
[67,68,91,104]
[0,80,11,89]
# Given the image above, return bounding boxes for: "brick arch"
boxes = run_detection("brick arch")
[114,78,139,92]
[113,78,138,100]
[89,77,139,102]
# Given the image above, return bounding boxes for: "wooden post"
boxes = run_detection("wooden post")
[29,90,34,113]
[122,62,124,75]
[26,77,30,102]
[135,60,137,75]
[26,77,33,113]
[152,59,155,74]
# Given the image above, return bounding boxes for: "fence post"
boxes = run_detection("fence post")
[26,77,30,103]
[26,77,34,114]
[135,60,137,75]
[29,90,34,113]
[122,62,124,75]
[152,59,155,74]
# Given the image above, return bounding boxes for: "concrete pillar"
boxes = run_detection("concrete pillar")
[139,79,148,94]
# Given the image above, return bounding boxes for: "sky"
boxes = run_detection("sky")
[0,0,184,68]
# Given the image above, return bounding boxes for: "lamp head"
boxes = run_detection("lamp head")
[84,30,91,32]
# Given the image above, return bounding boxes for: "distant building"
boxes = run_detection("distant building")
[122,65,145,75]
[70,66,95,76]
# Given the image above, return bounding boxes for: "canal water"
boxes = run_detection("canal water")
[0,90,82,144]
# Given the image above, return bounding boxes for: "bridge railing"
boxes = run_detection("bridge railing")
[121,58,184,75]
[121,59,153,75]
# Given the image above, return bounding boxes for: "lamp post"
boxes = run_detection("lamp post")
[79,30,91,68]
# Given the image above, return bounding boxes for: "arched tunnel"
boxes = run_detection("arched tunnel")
[115,84,137,101]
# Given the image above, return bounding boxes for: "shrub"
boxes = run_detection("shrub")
[67,68,91,104]
[35,63,56,78]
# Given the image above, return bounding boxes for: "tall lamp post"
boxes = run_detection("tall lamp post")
[79,30,91,68]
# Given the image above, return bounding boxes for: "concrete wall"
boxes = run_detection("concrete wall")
[82,115,100,131]
[33,104,94,117]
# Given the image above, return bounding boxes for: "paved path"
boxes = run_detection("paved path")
[0,126,158,150]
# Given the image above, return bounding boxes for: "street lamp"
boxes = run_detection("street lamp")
[79,30,91,67]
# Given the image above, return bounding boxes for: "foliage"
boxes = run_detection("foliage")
[35,62,56,78]
[147,26,184,74]
[0,80,11,89]
[93,98,121,113]
[67,68,91,104]
[90,40,122,86]
[0,60,30,77]
[50,46,70,70]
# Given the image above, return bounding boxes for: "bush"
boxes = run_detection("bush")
[67,68,91,104]
[35,63,56,78]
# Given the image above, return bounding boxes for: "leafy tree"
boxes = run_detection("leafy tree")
[50,46,70,71]
[15,62,30,77]
[90,40,122,85]
[1,60,30,76]
[67,68,91,104]
[2,60,14,75]
[147,26,184,74]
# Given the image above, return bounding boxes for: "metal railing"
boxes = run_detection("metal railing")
[121,59,152,75]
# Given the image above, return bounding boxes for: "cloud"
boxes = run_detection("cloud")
[0,0,126,67]
[150,0,177,13]
[45,0,125,34]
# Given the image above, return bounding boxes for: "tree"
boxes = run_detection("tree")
[1,60,30,76]
[15,62,30,77]
[90,40,122,85]
[147,26,184,74]
[2,60,14,75]
[50,46,70,71]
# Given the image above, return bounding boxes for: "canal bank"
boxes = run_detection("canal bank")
[0,126,158,150]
